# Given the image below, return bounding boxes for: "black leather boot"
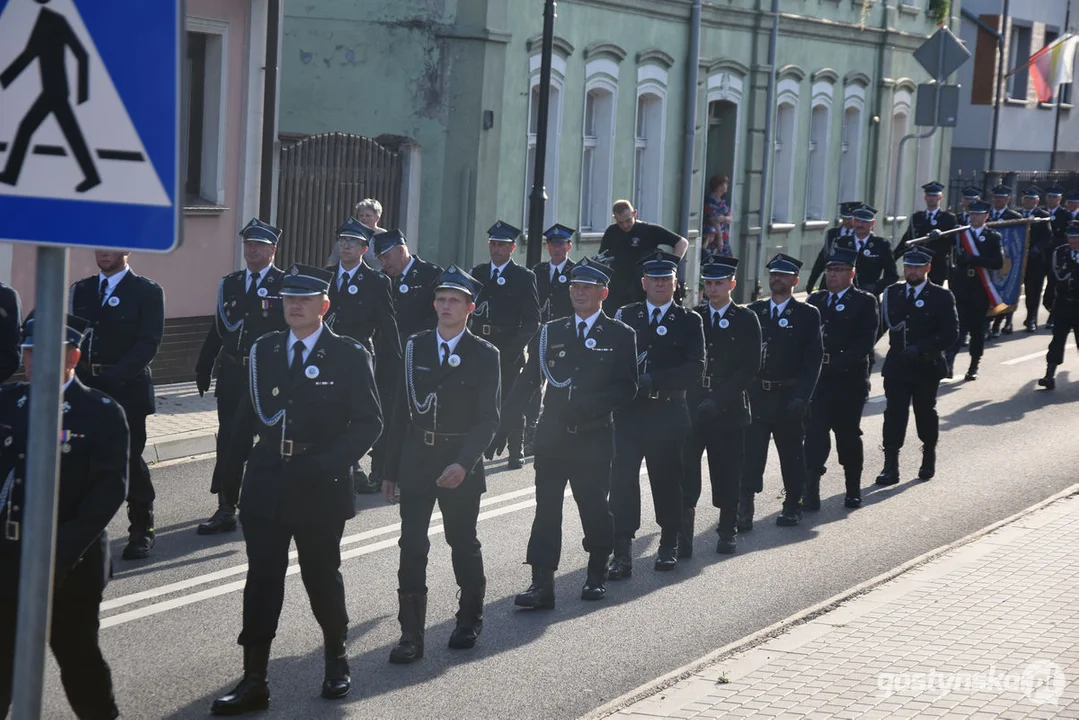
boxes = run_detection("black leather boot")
[803,472,822,511]
[122,505,155,560]
[321,630,350,699]
[448,583,485,649]
[607,537,633,580]
[197,498,238,535]
[677,507,695,559]
[875,448,901,486]
[514,565,555,609]
[715,524,737,554]
[964,356,981,381]
[1038,363,1058,390]
[918,445,936,480]
[388,592,426,664]
[844,465,862,508]
[654,531,678,571]
[211,644,271,716]
[736,492,755,532]
[581,554,609,601]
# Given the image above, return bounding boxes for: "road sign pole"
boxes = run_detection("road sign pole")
[11,246,69,720]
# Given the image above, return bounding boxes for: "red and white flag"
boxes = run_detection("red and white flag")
[1028,34,1079,102]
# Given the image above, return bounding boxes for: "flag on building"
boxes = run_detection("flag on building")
[1027,34,1079,102]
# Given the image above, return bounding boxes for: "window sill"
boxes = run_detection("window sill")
[577,232,604,241]
[1038,102,1058,110]
[898,4,920,18]
[769,223,797,234]
[1060,103,1074,111]
[184,204,230,217]
[884,215,908,225]
[802,220,830,231]
[1004,97,1029,107]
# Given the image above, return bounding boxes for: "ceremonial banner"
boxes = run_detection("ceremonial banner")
[987,224,1031,317]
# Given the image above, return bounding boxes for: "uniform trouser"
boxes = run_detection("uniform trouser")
[1024,256,1047,325]
[682,421,745,533]
[610,402,687,542]
[1046,305,1079,365]
[238,513,347,647]
[210,363,254,506]
[524,388,541,425]
[526,428,615,569]
[125,411,153,508]
[742,395,807,511]
[805,371,870,497]
[398,486,484,594]
[881,374,941,450]
[952,287,990,360]
[498,354,525,452]
[0,587,118,719]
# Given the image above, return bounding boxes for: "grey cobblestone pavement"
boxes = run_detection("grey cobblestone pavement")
[595,491,1079,720]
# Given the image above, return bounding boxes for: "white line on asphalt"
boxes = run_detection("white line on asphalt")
[1002,351,1045,366]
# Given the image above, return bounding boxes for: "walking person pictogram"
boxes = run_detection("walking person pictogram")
[0,0,101,192]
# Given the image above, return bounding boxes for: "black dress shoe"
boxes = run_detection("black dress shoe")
[197,507,238,535]
[918,446,936,480]
[715,532,737,554]
[736,494,754,533]
[321,662,351,700]
[122,531,155,560]
[515,566,555,609]
[1024,322,1036,333]
[776,508,802,526]
[607,553,632,580]
[388,639,423,664]
[654,545,678,571]
[1039,376,1056,390]
[802,495,821,512]
[211,677,270,716]
[507,455,524,470]
[844,495,862,509]
[448,623,482,649]
[581,554,608,601]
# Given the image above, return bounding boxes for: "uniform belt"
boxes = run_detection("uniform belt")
[760,378,798,391]
[700,375,715,389]
[565,417,611,434]
[90,364,113,376]
[412,426,468,447]
[478,324,516,337]
[643,389,686,401]
[280,439,317,457]
[221,352,249,367]
[966,268,976,278]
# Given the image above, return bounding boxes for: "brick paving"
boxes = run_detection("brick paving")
[601,493,1079,720]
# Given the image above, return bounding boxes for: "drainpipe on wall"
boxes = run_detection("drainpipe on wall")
[680,0,702,305]
[752,0,780,301]
[988,0,1009,176]
[259,0,281,221]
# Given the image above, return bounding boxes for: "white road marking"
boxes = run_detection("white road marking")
[1002,351,1045,366]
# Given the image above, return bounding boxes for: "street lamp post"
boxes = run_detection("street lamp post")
[527,0,556,267]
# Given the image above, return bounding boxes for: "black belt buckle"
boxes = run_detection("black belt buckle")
[822,353,831,365]
[566,425,577,434]
[701,376,711,389]
[280,439,294,457]
[481,324,492,336]
[647,390,660,400]
[4,520,18,542]
[91,364,104,376]
[424,431,435,446]
[761,380,774,391]
[967,268,976,278]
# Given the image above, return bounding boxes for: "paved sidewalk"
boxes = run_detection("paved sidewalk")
[591,489,1079,720]
[143,381,218,463]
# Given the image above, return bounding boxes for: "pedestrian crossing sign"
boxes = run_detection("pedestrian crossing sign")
[0,0,180,252]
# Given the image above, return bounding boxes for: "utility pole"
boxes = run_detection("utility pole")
[1051,0,1073,170]
[526,0,557,267]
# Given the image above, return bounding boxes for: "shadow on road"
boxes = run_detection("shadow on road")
[940,371,1076,431]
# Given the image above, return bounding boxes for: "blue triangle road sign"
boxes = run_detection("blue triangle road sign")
[0,0,180,252]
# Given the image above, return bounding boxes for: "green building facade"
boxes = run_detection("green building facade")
[280,0,957,297]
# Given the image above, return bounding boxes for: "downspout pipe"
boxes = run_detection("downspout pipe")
[679,0,702,304]
[753,0,780,301]
[259,0,281,221]
[988,0,1009,177]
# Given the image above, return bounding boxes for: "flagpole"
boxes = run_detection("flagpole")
[1051,0,1073,170]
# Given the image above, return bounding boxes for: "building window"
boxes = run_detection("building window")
[889,110,910,216]
[632,91,666,223]
[184,24,228,206]
[1006,24,1033,101]
[580,85,615,232]
[839,106,863,204]
[916,133,935,190]
[525,80,563,230]
[804,103,831,221]
[771,101,797,223]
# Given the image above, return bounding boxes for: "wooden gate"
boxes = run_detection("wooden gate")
[275,132,403,268]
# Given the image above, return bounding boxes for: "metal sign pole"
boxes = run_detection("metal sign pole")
[11,246,69,720]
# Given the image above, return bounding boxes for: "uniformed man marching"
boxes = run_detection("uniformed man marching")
[895,182,958,286]
[739,254,822,529]
[876,248,959,486]
[326,217,402,493]
[1018,186,1054,332]
[70,250,164,560]
[839,205,899,297]
[1038,222,1079,391]
[381,266,500,664]
[807,201,860,292]
[501,258,638,608]
[195,219,287,536]
[373,229,443,343]
[946,200,1003,381]
[954,186,981,227]
[681,256,760,555]
[0,315,129,720]
[608,251,704,575]
[1043,187,1075,330]
[211,264,383,715]
[805,247,880,509]
[471,221,541,469]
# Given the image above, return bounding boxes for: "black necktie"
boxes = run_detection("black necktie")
[491,268,500,282]
[440,342,450,366]
[908,287,916,303]
[712,312,721,329]
[338,272,347,292]
[771,306,779,322]
[290,341,305,381]
[578,320,587,343]
[650,308,661,328]
[99,277,108,304]
[248,273,259,298]
[828,293,838,309]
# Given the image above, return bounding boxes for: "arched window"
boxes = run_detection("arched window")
[633,58,670,223]
[888,89,913,216]
[580,73,617,232]
[838,80,866,204]
[804,80,833,221]
[771,77,800,224]
[525,52,566,229]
